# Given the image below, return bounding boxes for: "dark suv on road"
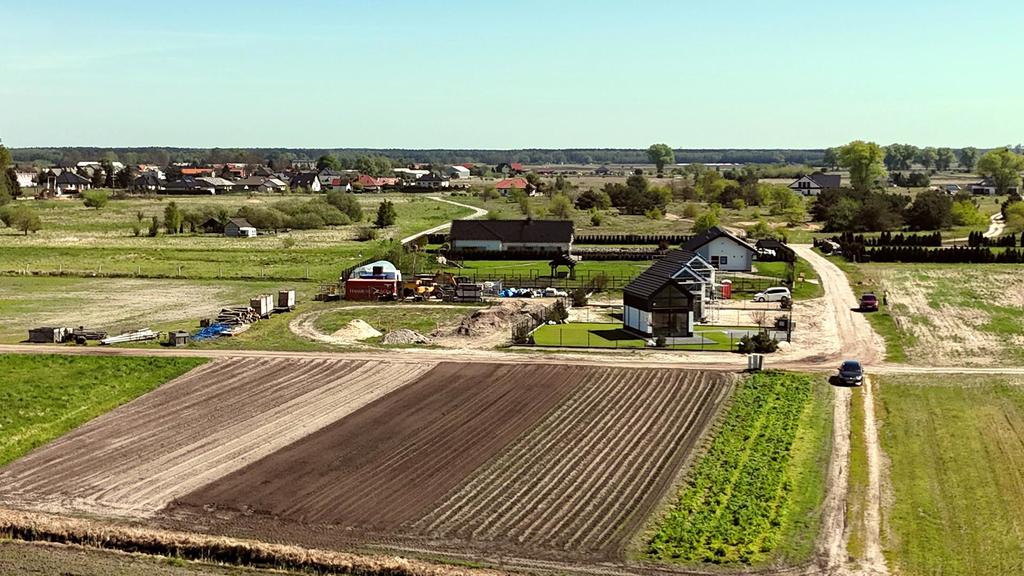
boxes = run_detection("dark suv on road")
[859,293,879,312]
[837,360,864,386]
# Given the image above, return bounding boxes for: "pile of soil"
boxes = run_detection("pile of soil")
[381,329,432,345]
[331,320,382,342]
[450,300,551,337]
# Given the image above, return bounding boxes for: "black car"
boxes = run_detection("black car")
[837,360,864,386]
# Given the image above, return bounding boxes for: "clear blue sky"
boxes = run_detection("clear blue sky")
[2,0,1021,149]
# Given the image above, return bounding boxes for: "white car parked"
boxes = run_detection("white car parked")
[754,286,791,303]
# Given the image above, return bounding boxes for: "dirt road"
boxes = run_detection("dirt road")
[983,212,1005,239]
[400,196,488,244]
[858,377,888,576]
[792,245,884,366]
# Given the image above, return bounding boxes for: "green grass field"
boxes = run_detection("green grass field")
[530,322,751,351]
[645,372,832,565]
[0,354,206,466]
[876,375,1024,575]
[0,194,472,281]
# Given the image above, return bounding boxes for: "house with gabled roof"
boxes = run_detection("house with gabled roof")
[415,172,450,189]
[622,249,717,341]
[495,177,537,196]
[789,172,841,196]
[289,171,322,192]
[681,226,757,272]
[48,171,92,195]
[450,219,573,255]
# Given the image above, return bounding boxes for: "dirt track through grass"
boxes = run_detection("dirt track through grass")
[0,357,433,517]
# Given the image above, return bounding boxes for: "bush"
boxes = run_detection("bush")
[375,199,397,227]
[281,237,297,249]
[737,332,779,354]
[645,207,663,220]
[0,204,42,234]
[570,287,589,307]
[590,210,604,227]
[575,189,612,210]
[148,216,160,237]
[326,190,363,221]
[354,225,378,241]
[82,190,109,209]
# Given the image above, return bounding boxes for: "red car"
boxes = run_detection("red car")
[860,293,879,312]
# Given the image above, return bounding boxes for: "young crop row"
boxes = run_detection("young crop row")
[646,371,815,564]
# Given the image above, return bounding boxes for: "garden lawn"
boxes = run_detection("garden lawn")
[530,322,751,351]
[0,354,206,466]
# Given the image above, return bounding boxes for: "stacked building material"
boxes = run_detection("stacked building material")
[100,329,158,346]
[216,307,260,325]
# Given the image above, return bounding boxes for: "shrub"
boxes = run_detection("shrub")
[645,207,663,220]
[354,225,378,241]
[570,287,589,307]
[590,210,604,227]
[281,237,297,249]
[82,190,109,209]
[326,190,363,221]
[148,216,160,237]
[375,199,397,227]
[737,332,779,353]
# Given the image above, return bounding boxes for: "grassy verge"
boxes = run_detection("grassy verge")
[846,386,868,560]
[876,375,1024,575]
[0,354,206,466]
[646,372,829,565]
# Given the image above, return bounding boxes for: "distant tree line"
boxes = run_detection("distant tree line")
[9,147,829,169]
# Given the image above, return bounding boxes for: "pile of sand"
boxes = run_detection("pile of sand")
[331,319,382,342]
[381,329,432,345]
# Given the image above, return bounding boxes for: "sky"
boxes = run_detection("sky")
[1,0,1022,149]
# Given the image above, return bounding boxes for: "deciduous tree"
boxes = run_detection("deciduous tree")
[975,148,1024,195]
[646,143,675,175]
[839,141,887,192]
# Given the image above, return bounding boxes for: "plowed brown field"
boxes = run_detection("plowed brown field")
[164,364,732,562]
[414,368,731,559]
[2,357,734,566]
[174,363,587,528]
[0,357,433,517]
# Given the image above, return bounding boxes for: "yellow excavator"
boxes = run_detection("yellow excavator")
[402,272,461,300]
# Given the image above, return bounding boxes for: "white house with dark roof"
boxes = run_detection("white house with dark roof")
[681,226,757,272]
[789,172,841,196]
[622,250,717,341]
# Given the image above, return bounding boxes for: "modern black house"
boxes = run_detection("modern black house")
[622,249,715,341]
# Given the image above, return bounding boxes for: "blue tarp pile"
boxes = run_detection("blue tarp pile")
[191,323,231,342]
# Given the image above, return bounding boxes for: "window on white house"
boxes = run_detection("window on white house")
[719,256,729,265]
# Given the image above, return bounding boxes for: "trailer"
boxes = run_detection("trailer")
[28,326,69,344]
